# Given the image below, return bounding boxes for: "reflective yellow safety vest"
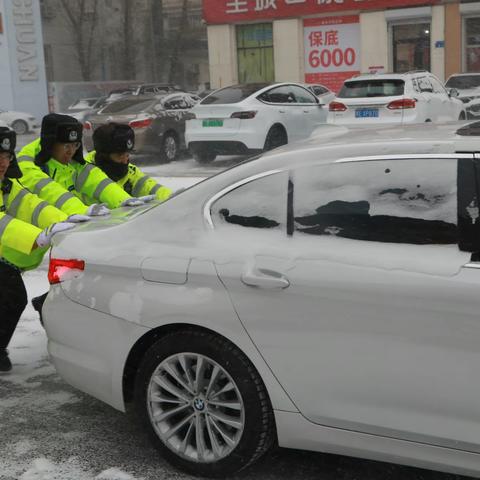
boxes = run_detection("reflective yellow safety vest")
[18,139,132,214]
[0,178,68,270]
[85,151,172,202]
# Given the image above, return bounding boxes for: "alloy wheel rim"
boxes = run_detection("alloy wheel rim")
[165,137,177,160]
[147,352,245,463]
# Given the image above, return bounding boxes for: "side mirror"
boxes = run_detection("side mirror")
[316,97,326,107]
[448,88,460,98]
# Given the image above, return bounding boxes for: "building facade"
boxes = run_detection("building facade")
[204,0,480,91]
[40,0,209,90]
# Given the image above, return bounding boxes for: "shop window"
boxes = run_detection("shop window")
[465,17,480,72]
[392,23,431,73]
[236,24,274,84]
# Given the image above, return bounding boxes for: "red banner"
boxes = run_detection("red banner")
[204,0,440,24]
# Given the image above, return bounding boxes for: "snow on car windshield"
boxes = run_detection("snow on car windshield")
[445,75,480,90]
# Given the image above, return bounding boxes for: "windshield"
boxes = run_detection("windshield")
[445,75,480,90]
[338,80,405,98]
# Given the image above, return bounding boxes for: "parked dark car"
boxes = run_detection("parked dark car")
[83,93,198,162]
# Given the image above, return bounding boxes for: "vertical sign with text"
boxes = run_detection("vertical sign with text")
[304,16,360,94]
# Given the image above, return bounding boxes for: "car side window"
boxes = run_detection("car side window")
[418,77,434,93]
[259,86,296,104]
[211,172,289,232]
[290,86,317,104]
[313,86,328,95]
[293,159,458,245]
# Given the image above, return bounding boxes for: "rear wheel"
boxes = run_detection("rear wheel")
[192,147,216,164]
[263,126,287,152]
[160,132,179,163]
[11,120,28,135]
[134,329,275,477]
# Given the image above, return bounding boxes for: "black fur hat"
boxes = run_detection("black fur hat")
[93,123,135,154]
[35,113,85,165]
[0,127,21,179]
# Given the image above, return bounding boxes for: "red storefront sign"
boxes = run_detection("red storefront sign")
[204,0,440,24]
[304,16,360,93]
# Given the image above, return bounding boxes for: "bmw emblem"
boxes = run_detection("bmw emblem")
[193,398,205,411]
[1,138,10,150]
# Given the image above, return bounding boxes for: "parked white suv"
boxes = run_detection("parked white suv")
[328,71,466,125]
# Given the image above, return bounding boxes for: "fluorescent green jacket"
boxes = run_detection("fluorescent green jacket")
[0,178,68,270]
[85,151,171,201]
[18,139,132,213]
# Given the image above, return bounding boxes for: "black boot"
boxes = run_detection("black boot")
[0,349,12,372]
[32,292,48,326]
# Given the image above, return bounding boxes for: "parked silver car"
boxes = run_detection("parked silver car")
[44,121,480,478]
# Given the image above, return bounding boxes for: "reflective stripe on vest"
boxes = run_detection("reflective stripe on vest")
[31,201,50,227]
[0,215,13,239]
[7,189,29,217]
[55,191,76,210]
[34,177,55,195]
[17,155,34,163]
[93,178,113,200]
[74,164,95,192]
[132,176,150,197]
[150,184,161,195]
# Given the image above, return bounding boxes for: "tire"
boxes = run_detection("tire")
[134,329,275,477]
[263,125,287,152]
[11,120,28,135]
[192,147,216,164]
[160,132,179,163]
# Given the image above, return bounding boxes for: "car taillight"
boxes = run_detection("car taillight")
[387,98,416,110]
[129,118,153,129]
[48,258,85,285]
[329,101,347,112]
[231,111,257,119]
[83,121,92,130]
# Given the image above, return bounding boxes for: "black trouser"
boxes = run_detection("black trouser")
[0,262,27,350]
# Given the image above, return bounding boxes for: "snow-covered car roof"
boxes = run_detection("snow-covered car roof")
[224,121,480,175]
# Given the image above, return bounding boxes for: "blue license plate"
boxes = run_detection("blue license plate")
[355,108,379,118]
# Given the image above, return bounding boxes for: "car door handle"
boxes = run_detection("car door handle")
[279,109,286,113]
[303,110,311,113]
[242,268,290,289]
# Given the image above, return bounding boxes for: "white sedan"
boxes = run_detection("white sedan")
[0,109,39,134]
[185,82,328,163]
[44,121,480,478]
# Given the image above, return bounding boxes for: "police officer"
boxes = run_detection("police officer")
[17,114,144,215]
[87,123,172,201]
[0,127,76,372]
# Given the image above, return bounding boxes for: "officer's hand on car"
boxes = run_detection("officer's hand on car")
[36,222,76,248]
[120,198,145,207]
[67,214,91,223]
[86,203,110,216]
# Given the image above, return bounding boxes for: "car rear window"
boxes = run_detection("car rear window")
[201,84,269,104]
[445,75,480,90]
[338,80,405,98]
[100,99,156,114]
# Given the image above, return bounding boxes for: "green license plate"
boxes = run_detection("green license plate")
[202,119,223,127]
